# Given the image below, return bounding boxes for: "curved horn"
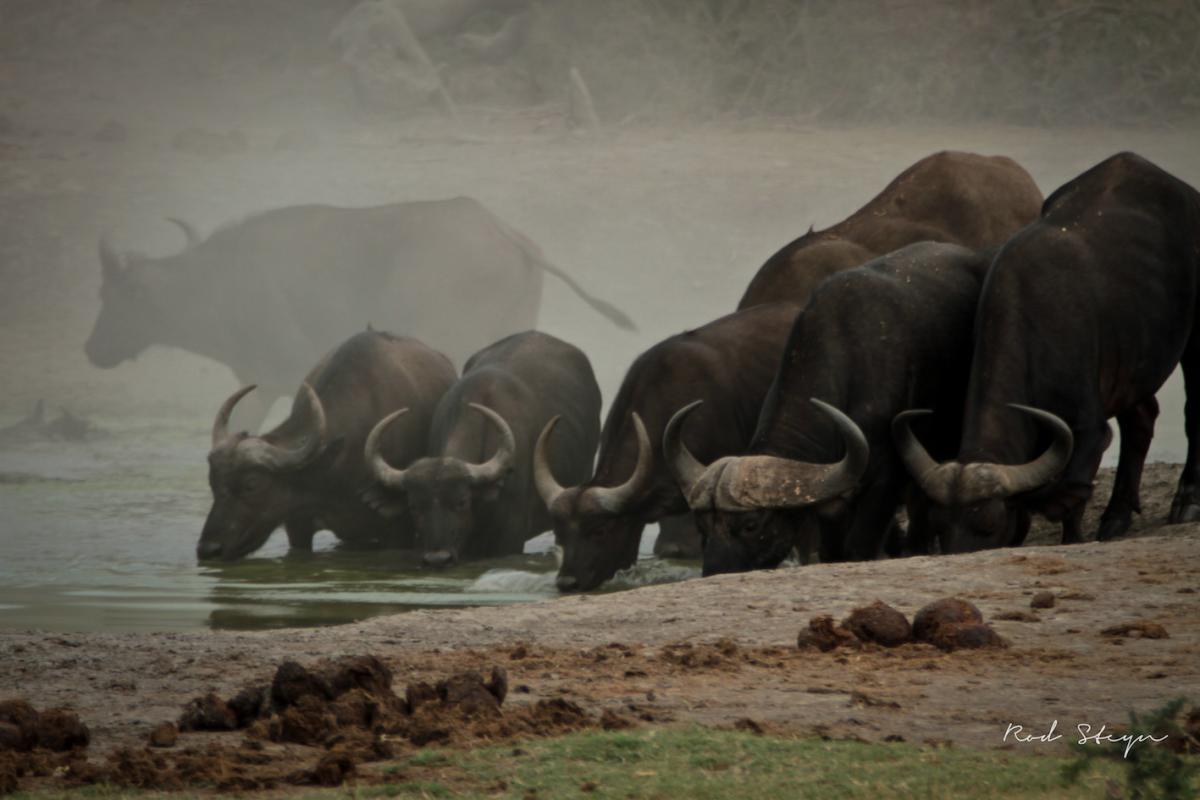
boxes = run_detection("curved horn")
[238,384,328,471]
[212,384,258,447]
[165,217,202,248]
[98,236,124,281]
[706,398,869,511]
[585,412,653,514]
[893,404,1074,505]
[533,415,568,510]
[957,404,1074,502]
[364,408,410,490]
[462,403,515,484]
[663,400,707,496]
[892,408,958,504]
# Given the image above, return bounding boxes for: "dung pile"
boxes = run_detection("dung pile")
[0,700,90,795]
[4,654,622,794]
[798,598,1007,652]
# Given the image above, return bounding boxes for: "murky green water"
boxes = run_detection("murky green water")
[0,421,697,633]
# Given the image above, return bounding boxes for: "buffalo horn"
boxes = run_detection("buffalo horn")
[212,384,258,447]
[462,403,516,484]
[662,400,707,497]
[364,408,411,490]
[238,383,328,471]
[165,217,202,248]
[584,412,653,514]
[533,415,568,509]
[893,403,1074,504]
[705,399,869,512]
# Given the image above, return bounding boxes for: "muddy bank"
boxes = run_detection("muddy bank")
[2,462,1198,764]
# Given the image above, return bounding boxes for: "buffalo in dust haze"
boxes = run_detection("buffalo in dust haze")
[738,150,1042,308]
[666,243,991,576]
[535,302,798,592]
[365,331,601,566]
[0,400,102,446]
[85,197,632,430]
[197,329,455,562]
[894,152,1200,551]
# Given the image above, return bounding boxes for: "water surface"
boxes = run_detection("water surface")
[0,420,695,633]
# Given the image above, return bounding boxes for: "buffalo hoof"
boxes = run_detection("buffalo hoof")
[1096,514,1132,542]
[1168,501,1200,524]
[555,574,579,593]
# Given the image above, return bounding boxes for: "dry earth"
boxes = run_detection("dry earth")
[3,462,1198,772]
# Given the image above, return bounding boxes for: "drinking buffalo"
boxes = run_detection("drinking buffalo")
[364,331,601,566]
[534,302,798,591]
[86,197,632,431]
[738,151,1041,308]
[894,152,1200,551]
[667,243,991,574]
[197,330,455,561]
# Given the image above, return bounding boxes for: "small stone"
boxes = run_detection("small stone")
[148,722,177,748]
[1030,591,1055,609]
[912,598,983,644]
[841,601,912,647]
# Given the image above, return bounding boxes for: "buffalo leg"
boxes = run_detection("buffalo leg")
[654,514,702,559]
[285,518,316,551]
[1171,353,1200,522]
[1051,423,1109,544]
[1098,396,1158,540]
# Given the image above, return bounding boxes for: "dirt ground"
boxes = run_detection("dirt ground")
[3,461,1198,783]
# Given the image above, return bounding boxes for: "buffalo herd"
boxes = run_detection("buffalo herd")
[85,150,1200,590]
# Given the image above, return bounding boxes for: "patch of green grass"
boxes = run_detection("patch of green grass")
[385,727,1132,800]
[9,727,1160,800]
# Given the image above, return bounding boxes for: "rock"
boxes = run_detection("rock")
[797,615,859,651]
[928,622,1008,652]
[227,685,266,727]
[1100,621,1169,639]
[0,700,38,750]
[324,655,391,697]
[271,661,334,710]
[1030,591,1055,609]
[0,722,24,752]
[841,601,912,647]
[485,666,508,704]
[178,693,237,732]
[309,752,355,787]
[912,598,983,643]
[34,709,89,751]
[274,696,338,746]
[405,681,438,712]
[147,722,177,748]
[438,671,502,715]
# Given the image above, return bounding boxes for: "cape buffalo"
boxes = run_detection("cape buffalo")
[894,152,1200,551]
[197,329,455,561]
[738,151,1042,308]
[363,331,601,566]
[665,243,991,575]
[534,302,799,591]
[86,197,632,430]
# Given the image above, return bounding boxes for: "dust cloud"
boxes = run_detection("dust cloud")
[2,0,1199,447]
